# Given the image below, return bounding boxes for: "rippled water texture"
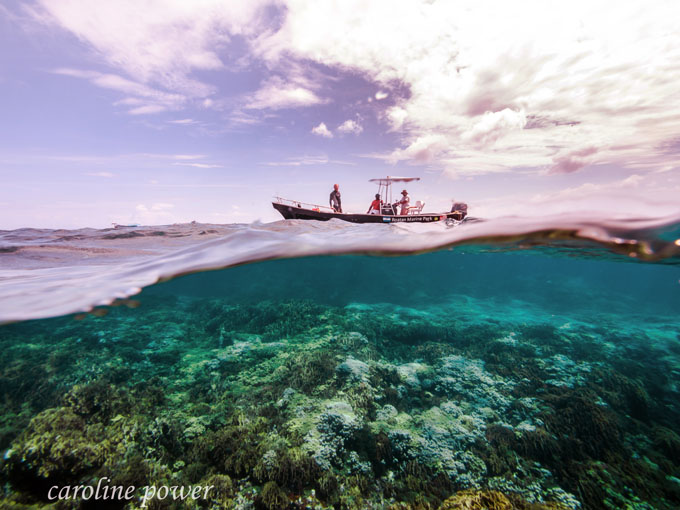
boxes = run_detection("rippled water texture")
[1,214,679,323]
[0,216,679,509]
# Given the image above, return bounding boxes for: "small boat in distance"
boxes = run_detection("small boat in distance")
[272,176,468,224]
[112,223,141,229]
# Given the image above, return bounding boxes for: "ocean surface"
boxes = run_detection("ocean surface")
[1,215,679,509]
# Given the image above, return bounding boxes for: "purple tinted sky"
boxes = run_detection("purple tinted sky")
[1,0,679,228]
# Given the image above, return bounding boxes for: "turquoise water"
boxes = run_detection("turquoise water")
[1,219,679,509]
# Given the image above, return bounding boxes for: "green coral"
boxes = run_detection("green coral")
[285,350,338,395]
[259,481,289,510]
[1,296,679,510]
[439,490,570,510]
[6,408,113,485]
[253,447,320,492]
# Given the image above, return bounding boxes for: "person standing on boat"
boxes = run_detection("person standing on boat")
[329,184,342,213]
[398,189,410,215]
[367,194,382,214]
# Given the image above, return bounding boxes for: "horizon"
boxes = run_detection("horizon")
[2,1,680,229]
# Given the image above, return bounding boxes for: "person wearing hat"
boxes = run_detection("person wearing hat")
[367,193,383,214]
[398,189,410,215]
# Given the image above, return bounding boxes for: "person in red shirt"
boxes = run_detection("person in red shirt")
[367,193,382,214]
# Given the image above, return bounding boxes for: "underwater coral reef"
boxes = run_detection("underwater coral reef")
[1,295,679,509]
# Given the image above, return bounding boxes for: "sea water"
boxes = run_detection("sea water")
[0,216,679,509]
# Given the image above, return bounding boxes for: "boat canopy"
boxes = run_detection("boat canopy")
[369,176,421,185]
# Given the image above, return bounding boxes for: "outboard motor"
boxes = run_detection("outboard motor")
[382,203,398,215]
[451,202,468,219]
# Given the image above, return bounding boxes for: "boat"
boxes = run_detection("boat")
[272,176,468,224]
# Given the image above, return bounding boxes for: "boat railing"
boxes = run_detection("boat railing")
[273,196,336,212]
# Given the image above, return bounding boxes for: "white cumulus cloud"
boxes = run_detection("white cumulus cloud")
[29,0,680,178]
[244,76,325,110]
[337,119,363,135]
[31,0,271,95]
[256,0,680,176]
[311,122,333,138]
[462,108,526,147]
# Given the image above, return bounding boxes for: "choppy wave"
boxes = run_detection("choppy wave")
[1,214,679,323]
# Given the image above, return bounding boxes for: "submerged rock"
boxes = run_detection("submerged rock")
[435,355,514,412]
[376,404,398,421]
[336,356,370,382]
[311,401,362,470]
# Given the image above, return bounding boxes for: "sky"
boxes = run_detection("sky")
[1,0,679,229]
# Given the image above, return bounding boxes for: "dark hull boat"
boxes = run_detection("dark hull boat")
[273,176,468,224]
[272,199,467,224]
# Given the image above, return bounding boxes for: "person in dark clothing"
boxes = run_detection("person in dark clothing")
[329,183,342,213]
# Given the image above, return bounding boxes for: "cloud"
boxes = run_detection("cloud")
[471,173,680,219]
[255,0,680,176]
[128,104,169,115]
[337,119,363,135]
[385,107,408,131]
[311,122,333,138]
[265,155,330,166]
[529,173,646,205]
[388,134,449,164]
[245,76,326,110]
[462,108,526,147]
[32,2,336,116]
[53,68,186,114]
[21,152,225,175]
[84,171,114,178]
[168,118,198,125]
[172,162,222,168]
[208,209,248,223]
[549,147,598,174]
[227,110,264,126]
[263,154,355,166]
[27,0,680,178]
[143,203,173,211]
[169,154,206,160]
[133,202,177,225]
[31,0,271,96]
